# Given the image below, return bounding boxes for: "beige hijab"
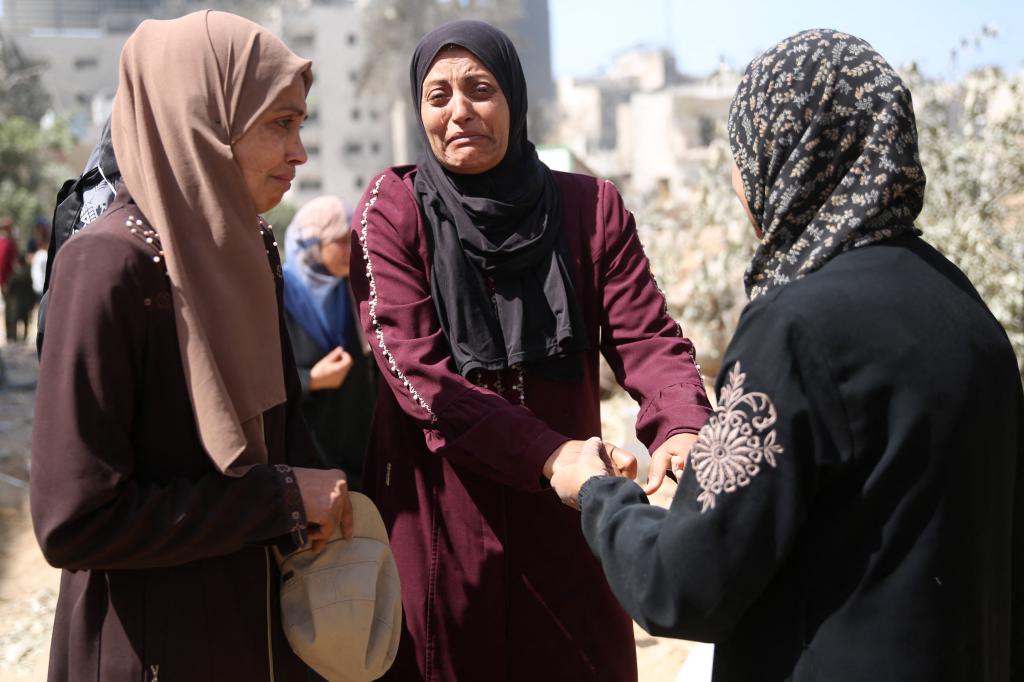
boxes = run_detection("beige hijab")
[111,10,312,474]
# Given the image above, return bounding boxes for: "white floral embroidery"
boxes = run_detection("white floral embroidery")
[358,174,438,423]
[690,362,784,512]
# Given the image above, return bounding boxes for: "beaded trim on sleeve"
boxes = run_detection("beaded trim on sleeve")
[358,174,438,423]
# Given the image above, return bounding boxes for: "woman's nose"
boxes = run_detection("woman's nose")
[449,92,474,124]
[288,134,308,165]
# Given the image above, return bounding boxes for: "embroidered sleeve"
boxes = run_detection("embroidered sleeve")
[272,464,308,552]
[579,301,852,641]
[689,362,785,513]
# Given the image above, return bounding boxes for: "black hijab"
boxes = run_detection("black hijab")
[728,29,926,299]
[410,20,587,379]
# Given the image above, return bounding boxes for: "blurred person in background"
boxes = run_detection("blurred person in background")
[5,252,35,342]
[30,11,352,681]
[0,217,19,340]
[283,195,376,491]
[551,29,1023,681]
[30,221,50,298]
[350,19,712,681]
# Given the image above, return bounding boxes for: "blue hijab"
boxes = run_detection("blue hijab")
[282,196,352,354]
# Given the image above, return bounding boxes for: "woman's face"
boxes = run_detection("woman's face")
[420,46,510,175]
[731,160,762,239]
[321,232,351,279]
[233,75,308,214]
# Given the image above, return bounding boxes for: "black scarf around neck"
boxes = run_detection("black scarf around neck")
[410,20,588,379]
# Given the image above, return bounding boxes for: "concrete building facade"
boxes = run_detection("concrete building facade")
[4,0,557,210]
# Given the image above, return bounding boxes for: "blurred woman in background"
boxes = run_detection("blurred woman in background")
[283,195,376,490]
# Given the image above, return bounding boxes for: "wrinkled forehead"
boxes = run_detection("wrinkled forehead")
[422,45,497,85]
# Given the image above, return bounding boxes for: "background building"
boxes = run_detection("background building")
[553,47,738,203]
[1,0,557,210]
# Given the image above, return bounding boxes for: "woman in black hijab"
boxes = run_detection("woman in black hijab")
[349,19,712,682]
[411,21,588,379]
[552,29,1023,681]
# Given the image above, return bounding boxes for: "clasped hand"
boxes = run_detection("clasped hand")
[544,432,699,510]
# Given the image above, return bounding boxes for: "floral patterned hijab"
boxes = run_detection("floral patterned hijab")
[728,29,926,299]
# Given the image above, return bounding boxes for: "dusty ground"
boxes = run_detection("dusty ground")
[0,342,57,682]
[0,341,696,681]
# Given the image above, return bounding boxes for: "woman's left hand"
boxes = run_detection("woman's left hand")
[643,432,699,495]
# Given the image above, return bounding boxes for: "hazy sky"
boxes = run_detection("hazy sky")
[550,0,1023,79]
[1,0,1019,80]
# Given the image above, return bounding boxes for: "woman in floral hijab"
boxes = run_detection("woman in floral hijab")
[728,28,926,297]
[552,29,1022,682]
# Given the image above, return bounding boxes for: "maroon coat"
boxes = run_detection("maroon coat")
[349,167,712,681]
[31,196,317,682]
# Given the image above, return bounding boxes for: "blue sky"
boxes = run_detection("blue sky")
[550,0,1024,79]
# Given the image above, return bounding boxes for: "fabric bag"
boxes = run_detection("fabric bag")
[276,492,402,682]
[37,116,120,354]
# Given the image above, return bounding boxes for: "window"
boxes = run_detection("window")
[349,71,359,84]
[75,93,91,106]
[305,144,321,157]
[351,108,361,122]
[290,34,314,51]
[370,141,380,155]
[73,56,98,70]
[299,179,322,192]
[346,33,357,46]
[369,109,379,121]
[699,116,716,147]
[354,176,365,190]
[343,142,363,155]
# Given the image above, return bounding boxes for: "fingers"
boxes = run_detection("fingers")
[580,436,605,460]
[336,479,354,540]
[326,346,345,361]
[606,443,638,480]
[642,449,671,495]
[338,349,354,369]
[670,454,687,480]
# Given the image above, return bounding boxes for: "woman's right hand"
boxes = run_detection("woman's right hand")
[292,467,353,552]
[308,347,353,391]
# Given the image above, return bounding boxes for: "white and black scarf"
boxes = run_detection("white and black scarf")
[728,28,927,299]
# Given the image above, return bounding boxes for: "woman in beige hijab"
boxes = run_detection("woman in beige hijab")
[30,11,351,681]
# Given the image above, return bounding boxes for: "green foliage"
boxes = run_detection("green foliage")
[0,33,73,245]
[0,115,73,242]
[635,131,754,376]
[638,67,1024,379]
[911,66,1024,375]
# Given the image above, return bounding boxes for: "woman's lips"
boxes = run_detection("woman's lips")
[446,133,487,147]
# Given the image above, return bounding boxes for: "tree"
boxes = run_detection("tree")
[356,0,526,160]
[0,31,50,121]
[634,131,753,378]
[0,34,72,240]
[910,64,1024,376]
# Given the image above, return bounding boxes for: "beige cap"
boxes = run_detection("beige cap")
[278,492,402,681]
